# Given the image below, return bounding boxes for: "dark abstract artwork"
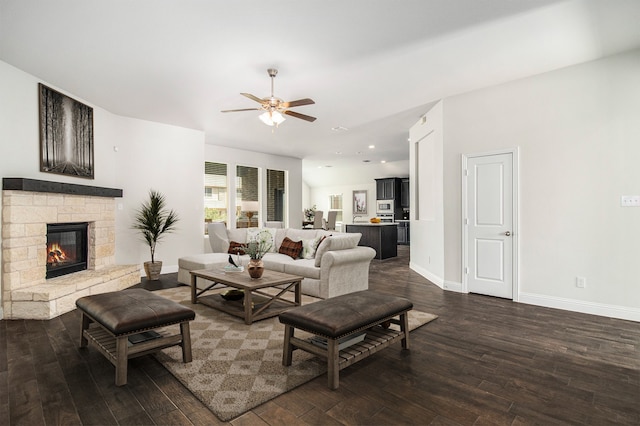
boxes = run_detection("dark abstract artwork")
[39,83,94,179]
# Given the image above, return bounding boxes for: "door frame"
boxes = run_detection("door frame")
[461,147,520,301]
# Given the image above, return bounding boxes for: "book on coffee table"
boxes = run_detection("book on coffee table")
[127,330,162,346]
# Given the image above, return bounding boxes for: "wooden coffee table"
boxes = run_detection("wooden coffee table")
[189,267,304,324]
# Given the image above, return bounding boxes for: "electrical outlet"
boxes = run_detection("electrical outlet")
[576,276,586,288]
[621,195,640,207]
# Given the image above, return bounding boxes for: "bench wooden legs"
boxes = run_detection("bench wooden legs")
[400,312,409,349]
[79,313,91,348]
[282,310,412,390]
[115,336,128,386]
[282,325,294,366]
[79,312,194,386]
[180,322,193,363]
[327,339,340,390]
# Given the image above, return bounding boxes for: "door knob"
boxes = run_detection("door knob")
[504,231,511,236]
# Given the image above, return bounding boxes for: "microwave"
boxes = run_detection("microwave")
[376,200,394,213]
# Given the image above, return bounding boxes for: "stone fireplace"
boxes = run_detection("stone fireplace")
[2,178,140,319]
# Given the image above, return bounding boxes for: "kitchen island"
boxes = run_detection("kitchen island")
[345,223,398,260]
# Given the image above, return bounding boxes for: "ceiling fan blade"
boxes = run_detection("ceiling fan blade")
[221,108,261,113]
[283,110,317,122]
[241,93,265,104]
[281,98,315,108]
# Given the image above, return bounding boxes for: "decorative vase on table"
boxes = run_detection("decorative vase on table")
[244,239,271,279]
[248,258,264,279]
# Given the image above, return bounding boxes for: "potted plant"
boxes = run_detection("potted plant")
[243,239,272,278]
[133,189,179,280]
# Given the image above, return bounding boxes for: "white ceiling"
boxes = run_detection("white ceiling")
[2,0,640,187]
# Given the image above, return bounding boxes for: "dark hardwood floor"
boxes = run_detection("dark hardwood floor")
[1,245,638,425]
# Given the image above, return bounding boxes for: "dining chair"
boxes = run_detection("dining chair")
[313,210,324,229]
[324,211,337,230]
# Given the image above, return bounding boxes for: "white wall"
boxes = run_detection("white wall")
[302,180,311,212]
[310,183,376,227]
[409,101,445,286]
[436,49,640,320]
[0,60,205,297]
[112,118,204,273]
[306,159,409,226]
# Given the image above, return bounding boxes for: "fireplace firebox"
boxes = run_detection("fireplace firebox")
[46,222,88,279]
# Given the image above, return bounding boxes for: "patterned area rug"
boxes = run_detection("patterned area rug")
[154,286,437,421]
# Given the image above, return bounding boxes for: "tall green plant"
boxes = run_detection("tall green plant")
[133,190,179,263]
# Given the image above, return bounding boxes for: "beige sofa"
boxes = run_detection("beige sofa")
[177,223,376,299]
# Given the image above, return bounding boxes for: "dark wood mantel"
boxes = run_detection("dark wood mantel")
[2,178,123,198]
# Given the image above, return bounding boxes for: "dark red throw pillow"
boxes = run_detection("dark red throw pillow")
[278,237,303,259]
[228,241,246,255]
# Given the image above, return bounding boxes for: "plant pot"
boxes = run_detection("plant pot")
[144,261,163,281]
[248,259,264,279]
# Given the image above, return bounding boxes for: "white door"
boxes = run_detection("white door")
[465,152,515,299]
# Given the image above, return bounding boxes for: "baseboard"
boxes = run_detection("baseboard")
[408,265,639,322]
[519,292,640,323]
[409,262,444,288]
[443,280,463,293]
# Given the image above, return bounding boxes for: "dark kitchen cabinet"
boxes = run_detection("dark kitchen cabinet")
[375,178,401,200]
[346,223,398,259]
[400,178,410,208]
[397,221,410,245]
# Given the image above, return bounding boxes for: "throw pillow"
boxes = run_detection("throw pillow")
[301,236,321,259]
[227,241,246,255]
[278,237,303,259]
[246,228,276,252]
[314,235,331,267]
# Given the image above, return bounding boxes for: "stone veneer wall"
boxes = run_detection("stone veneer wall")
[2,189,139,319]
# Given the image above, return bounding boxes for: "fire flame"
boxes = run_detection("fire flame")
[47,243,68,264]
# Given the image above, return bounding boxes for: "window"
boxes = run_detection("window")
[329,194,343,222]
[204,162,227,233]
[267,169,285,223]
[236,165,260,228]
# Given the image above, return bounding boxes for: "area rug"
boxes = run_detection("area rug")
[153,286,437,421]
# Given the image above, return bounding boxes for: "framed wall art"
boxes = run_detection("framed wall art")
[39,83,94,179]
[353,190,368,215]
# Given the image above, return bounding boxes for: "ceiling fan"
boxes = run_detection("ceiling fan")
[221,68,316,126]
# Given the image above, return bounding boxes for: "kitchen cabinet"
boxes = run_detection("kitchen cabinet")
[397,220,410,245]
[345,223,398,259]
[375,178,400,200]
[400,178,410,208]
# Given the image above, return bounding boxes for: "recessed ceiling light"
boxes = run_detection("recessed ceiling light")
[368,145,375,149]
[381,160,386,164]
[335,151,342,155]
[325,165,332,168]
[331,126,349,132]
[356,151,362,155]
[363,160,371,163]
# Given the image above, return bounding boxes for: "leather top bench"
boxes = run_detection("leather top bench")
[76,288,195,385]
[279,290,413,389]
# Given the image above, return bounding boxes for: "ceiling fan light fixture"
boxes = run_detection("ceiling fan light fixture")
[259,110,286,126]
[223,68,316,125]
